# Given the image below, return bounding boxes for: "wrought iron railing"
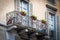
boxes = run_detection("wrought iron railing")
[6,11,47,31]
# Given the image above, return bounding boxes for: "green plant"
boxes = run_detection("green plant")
[41,19,46,24]
[30,15,37,20]
[20,11,26,16]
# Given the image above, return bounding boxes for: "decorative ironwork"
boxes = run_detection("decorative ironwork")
[6,11,47,32]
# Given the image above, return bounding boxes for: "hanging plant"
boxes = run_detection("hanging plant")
[41,19,46,24]
[20,11,26,16]
[30,15,37,20]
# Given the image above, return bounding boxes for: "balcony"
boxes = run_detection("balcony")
[6,11,49,40]
[6,10,50,40]
[7,11,47,31]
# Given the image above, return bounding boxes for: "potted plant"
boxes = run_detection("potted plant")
[7,18,12,25]
[41,19,46,24]
[20,11,26,16]
[30,15,37,20]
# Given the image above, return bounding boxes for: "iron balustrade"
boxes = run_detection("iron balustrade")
[7,11,47,32]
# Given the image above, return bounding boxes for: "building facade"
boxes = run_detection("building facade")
[0,0,60,40]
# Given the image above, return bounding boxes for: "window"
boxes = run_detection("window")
[46,6,57,40]
[47,0,56,5]
[20,0,29,15]
[15,0,32,16]
[48,13,55,30]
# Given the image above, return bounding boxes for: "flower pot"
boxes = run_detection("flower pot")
[31,16,37,20]
[20,11,26,16]
[41,20,46,24]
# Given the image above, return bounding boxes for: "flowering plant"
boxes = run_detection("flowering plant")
[20,11,26,16]
[41,19,46,24]
[30,15,37,20]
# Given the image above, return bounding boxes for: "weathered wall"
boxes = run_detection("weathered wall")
[30,0,60,20]
[0,0,14,25]
[30,0,46,20]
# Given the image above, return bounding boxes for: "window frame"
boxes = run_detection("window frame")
[46,7,57,40]
[47,0,56,5]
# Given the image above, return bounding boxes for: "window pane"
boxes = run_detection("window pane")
[20,1,29,15]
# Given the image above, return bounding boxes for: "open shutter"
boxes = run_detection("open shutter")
[29,3,33,16]
[29,3,33,27]
[15,0,20,11]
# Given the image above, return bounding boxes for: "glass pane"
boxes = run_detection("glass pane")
[22,2,28,9]
[22,8,27,13]
[20,1,29,15]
